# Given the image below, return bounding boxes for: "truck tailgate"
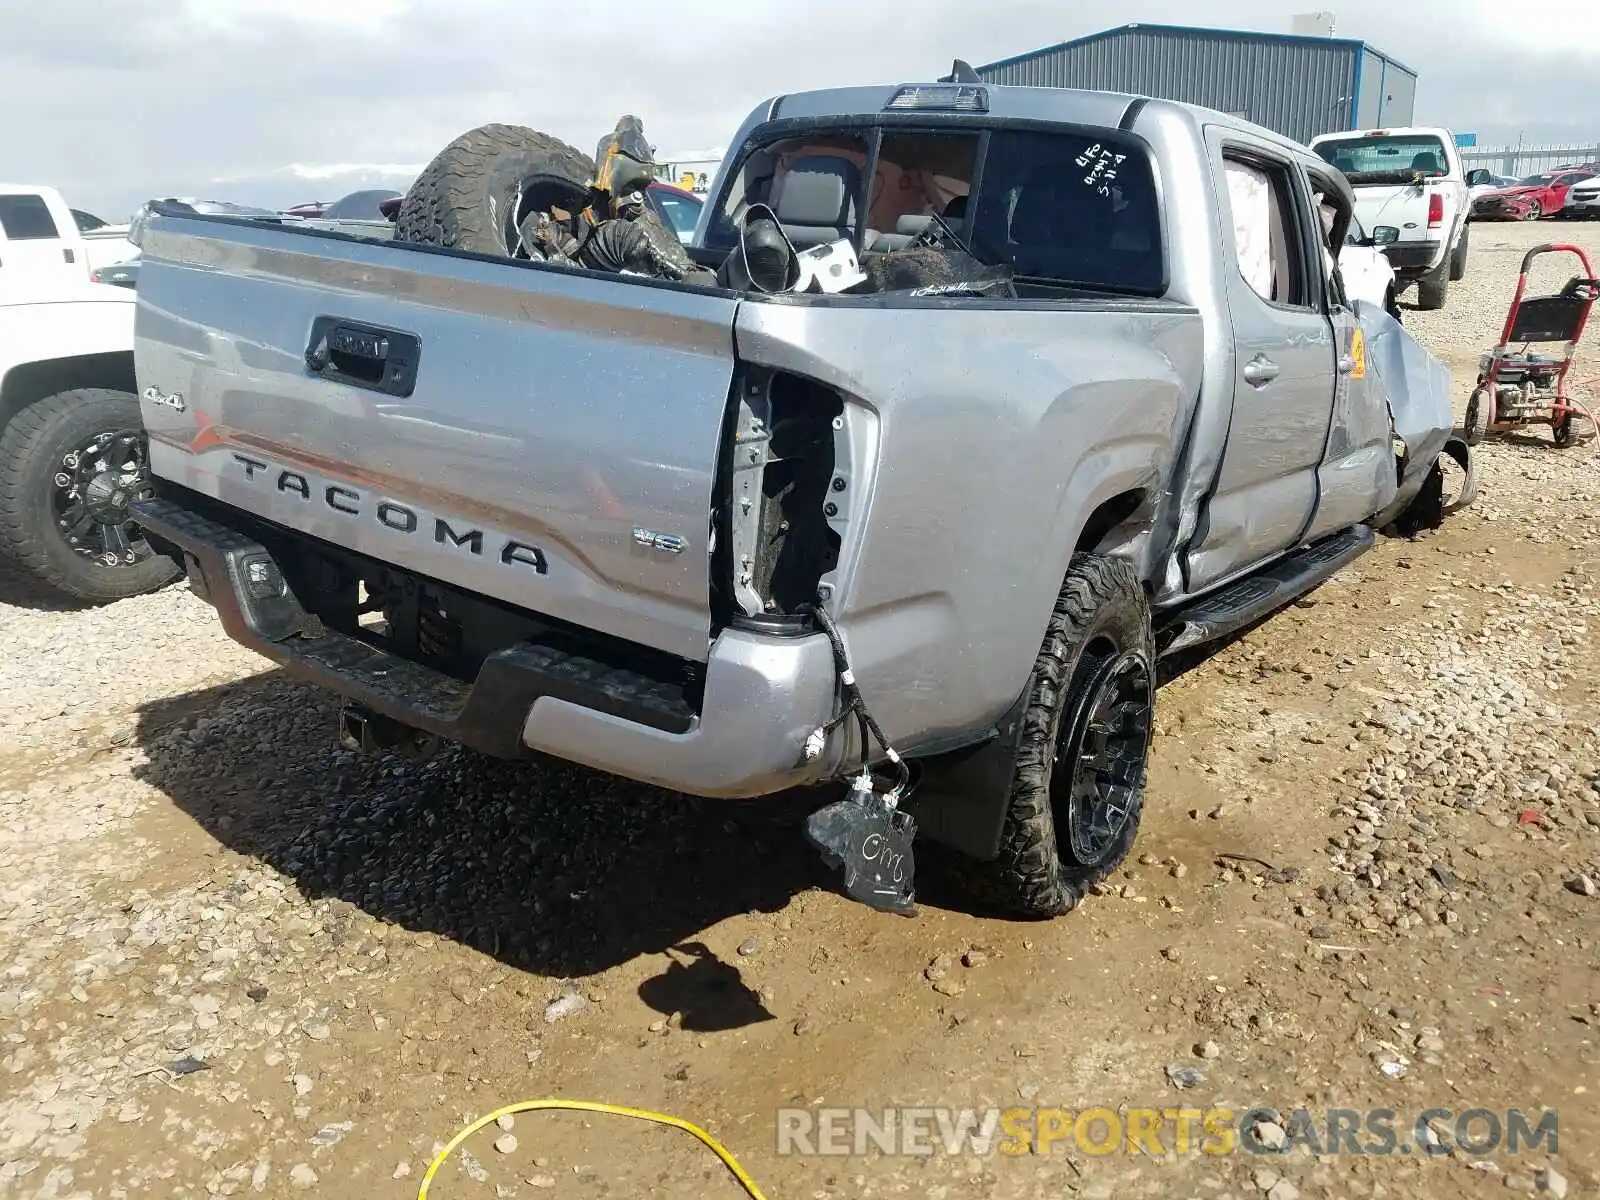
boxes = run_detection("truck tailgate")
[133,210,737,662]
[1349,186,1425,232]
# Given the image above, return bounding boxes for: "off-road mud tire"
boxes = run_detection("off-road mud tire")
[945,555,1155,918]
[1416,264,1449,311]
[394,123,691,274]
[1449,224,1469,281]
[0,389,181,604]
[394,124,596,256]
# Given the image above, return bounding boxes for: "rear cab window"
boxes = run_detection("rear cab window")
[1313,133,1451,183]
[704,121,1165,298]
[0,193,62,241]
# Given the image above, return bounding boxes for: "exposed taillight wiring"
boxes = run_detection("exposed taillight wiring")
[804,599,911,802]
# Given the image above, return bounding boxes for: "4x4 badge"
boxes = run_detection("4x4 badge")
[142,385,186,413]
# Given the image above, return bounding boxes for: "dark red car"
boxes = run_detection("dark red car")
[1472,169,1598,221]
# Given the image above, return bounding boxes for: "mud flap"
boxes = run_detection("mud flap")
[804,781,918,915]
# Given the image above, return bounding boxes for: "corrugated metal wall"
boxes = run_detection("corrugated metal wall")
[1377,61,1416,129]
[1354,51,1385,128]
[976,27,1416,145]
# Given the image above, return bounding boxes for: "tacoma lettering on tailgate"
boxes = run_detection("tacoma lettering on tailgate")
[231,453,548,574]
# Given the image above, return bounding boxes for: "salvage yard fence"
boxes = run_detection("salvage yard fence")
[1460,142,1600,176]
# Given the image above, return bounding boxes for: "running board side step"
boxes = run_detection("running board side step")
[1156,525,1374,657]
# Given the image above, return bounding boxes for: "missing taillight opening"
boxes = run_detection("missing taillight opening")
[715,367,846,630]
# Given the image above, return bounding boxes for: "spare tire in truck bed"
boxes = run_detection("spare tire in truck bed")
[394,122,690,274]
[394,123,595,255]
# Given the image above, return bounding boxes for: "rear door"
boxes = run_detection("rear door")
[0,189,85,299]
[1185,132,1339,592]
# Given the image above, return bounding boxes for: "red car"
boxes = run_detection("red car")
[1471,169,1598,221]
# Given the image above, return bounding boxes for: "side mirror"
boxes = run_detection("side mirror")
[1371,225,1400,246]
[1466,169,1490,186]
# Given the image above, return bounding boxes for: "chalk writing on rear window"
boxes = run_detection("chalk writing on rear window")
[1076,144,1128,196]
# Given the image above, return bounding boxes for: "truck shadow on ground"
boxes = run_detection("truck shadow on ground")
[0,563,85,613]
[131,670,834,982]
[130,628,1253,983]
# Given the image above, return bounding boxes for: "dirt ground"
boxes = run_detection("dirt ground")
[2,221,1598,1200]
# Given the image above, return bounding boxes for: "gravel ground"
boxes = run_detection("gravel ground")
[1,219,1598,1200]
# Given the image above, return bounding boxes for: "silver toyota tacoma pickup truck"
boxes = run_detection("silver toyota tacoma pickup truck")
[126,80,1474,919]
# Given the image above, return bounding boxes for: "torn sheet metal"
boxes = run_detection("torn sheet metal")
[1359,300,1453,497]
[1357,300,1479,529]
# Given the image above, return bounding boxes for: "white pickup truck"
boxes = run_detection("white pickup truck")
[1309,127,1470,311]
[0,183,180,602]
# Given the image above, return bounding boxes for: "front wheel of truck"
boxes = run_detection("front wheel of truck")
[0,389,181,604]
[947,554,1156,918]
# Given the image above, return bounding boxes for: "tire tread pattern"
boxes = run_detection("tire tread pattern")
[944,554,1154,919]
[0,389,181,603]
[394,124,596,255]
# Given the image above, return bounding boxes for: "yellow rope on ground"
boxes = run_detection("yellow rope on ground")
[417,1098,770,1199]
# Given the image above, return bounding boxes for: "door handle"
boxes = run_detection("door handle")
[1242,355,1280,386]
[1337,354,1356,374]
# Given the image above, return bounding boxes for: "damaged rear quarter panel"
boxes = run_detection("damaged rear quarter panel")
[732,296,1205,749]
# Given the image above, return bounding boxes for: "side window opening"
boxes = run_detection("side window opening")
[1223,155,1308,308]
[1311,189,1352,310]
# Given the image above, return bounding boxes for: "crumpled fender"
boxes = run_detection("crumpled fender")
[1353,299,1480,529]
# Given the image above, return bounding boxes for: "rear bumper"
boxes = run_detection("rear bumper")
[132,496,841,799]
[1382,240,1445,277]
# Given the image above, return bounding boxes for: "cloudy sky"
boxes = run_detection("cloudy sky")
[3,0,1597,221]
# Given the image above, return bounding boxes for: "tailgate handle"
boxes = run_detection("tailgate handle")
[305,317,420,398]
